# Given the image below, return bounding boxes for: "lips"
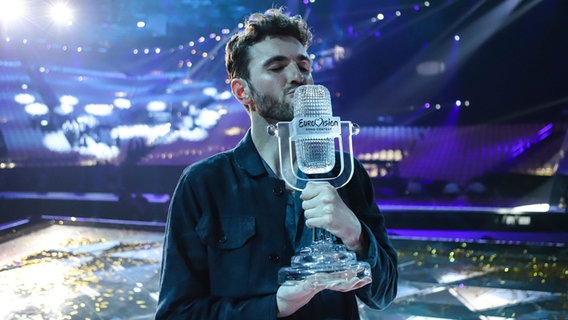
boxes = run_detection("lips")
[287,86,301,97]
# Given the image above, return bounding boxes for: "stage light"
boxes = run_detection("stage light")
[147,101,166,112]
[511,203,550,213]
[25,102,49,116]
[49,2,74,26]
[377,13,385,20]
[218,91,232,100]
[137,21,146,28]
[195,109,221,129]
[15,93,35,105]
[0,1,25,23]
[60,95,78,106]
[454,34,461,41]
[455,100,462,107]
[55,104,73,115]
[113,98,131,109]
[85,104,113,116]
[416,61,446,76]
[202,87,217,97]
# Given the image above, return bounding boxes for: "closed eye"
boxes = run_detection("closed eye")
[299,64,311,73]
[268,65,285,72]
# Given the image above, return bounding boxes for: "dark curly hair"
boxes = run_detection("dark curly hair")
[225,7,313,81]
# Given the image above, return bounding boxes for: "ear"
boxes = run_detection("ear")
[230,78,253,109]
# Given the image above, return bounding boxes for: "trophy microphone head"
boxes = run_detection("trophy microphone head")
[293,85,336,174]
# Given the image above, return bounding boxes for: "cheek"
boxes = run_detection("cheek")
[251,75,285,92]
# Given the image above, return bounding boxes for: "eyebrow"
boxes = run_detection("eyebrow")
[262,54,312,68]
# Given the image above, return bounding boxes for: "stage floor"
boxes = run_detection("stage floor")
[0,219,566,319]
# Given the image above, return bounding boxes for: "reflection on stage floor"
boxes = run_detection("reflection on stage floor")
[0,218,566,319]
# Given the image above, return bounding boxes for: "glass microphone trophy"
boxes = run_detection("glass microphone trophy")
[267,84,371,287]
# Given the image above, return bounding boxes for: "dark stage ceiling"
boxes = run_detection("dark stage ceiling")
[1,0,567,126]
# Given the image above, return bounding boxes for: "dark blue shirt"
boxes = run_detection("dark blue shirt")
[156,130,398,319]
[261,159,312,251]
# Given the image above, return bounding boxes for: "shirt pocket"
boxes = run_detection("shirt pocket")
[195,215,257,295]
[196,215,256,250]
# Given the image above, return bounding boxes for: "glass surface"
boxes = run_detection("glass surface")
[269,119,370,286]
[278,240,371,286]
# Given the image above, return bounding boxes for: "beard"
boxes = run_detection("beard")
[249,85,294,124]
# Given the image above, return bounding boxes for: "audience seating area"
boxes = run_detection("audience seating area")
[1,104,566,207]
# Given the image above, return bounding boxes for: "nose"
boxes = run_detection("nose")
[288,64,307,85]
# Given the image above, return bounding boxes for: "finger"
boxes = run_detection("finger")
[301,181,333,201]
[305,216,329,229]
[300,182,320,201]
[303,206,325,220]
[329,276,372,292]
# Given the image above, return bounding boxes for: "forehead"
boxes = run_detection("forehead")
[248,36,310,67]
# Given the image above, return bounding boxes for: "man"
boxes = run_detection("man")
[156,7,398,319]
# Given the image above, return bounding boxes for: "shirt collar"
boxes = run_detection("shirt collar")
[233,129,269,177]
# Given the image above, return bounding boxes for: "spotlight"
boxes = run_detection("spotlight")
[0,1,25,23]
[49,2,74,26]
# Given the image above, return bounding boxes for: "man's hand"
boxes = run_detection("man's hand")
[300,182,367,254]
[276,274,372,317]
[276,279,322,317]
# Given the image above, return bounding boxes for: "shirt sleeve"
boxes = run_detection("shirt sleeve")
[347,160,399,309]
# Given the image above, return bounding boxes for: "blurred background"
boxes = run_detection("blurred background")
[0,0,567,319]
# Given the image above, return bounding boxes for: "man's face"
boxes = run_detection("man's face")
[245,36,314,123]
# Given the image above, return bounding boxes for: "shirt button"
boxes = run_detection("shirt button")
[273,187,284,196]
[218,235,227,243]
[268,254,280,263]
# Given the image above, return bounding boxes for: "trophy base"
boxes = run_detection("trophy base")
[278,241,371,286]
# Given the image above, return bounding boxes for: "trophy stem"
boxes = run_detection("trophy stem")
[313,227,333,243]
